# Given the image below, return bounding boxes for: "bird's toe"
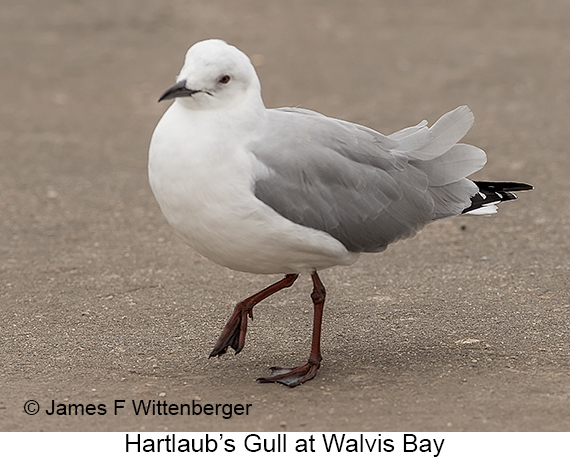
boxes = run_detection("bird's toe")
[257,361,320,387]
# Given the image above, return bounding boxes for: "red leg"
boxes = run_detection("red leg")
[258,271,325,387]
[209,274,298,357]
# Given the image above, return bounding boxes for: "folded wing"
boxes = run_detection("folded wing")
[250,106,487,252]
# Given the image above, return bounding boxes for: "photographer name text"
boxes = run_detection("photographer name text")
[26,399,251,419]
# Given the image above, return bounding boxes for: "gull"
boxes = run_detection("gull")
[148,39,532,387]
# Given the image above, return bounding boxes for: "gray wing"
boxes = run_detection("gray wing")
[249,106,485,253]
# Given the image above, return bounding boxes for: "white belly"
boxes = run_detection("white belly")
[148,104,358,274]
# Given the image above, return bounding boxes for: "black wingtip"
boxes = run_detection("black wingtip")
[474,181,534,192]
[462,181,533,214]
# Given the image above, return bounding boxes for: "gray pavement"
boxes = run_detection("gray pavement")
[1,0,568,431]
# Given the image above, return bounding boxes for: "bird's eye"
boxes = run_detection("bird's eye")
[218,75,231,84]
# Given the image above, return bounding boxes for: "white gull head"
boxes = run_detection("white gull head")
[158,39,262,111]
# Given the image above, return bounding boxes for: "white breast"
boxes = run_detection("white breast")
[148,102,358,274]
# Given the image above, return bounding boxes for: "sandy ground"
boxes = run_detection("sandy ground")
[1,0,569,432]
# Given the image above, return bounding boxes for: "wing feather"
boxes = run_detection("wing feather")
[249,106,482,252]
